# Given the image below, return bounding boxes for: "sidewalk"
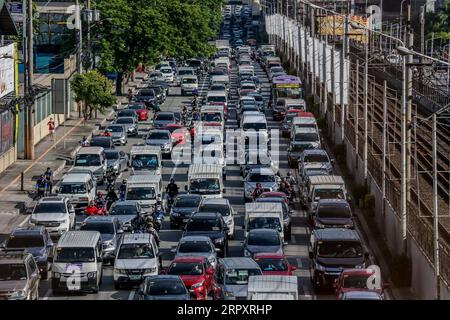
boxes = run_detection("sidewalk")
[0,72,148,234]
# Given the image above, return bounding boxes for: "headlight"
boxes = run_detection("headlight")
[113,164,119,170]
[87,272,97,279]
[226,219,233,226]
[53,272,61,279]
[214,237,224,244]
[191,280,205,289]
[143,267,157,274]
[10,290,26,300]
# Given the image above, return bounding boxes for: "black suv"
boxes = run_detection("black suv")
[90,136,115,150]
[314,199,354,229]
[0,251,40,300]
[309,228,369,290]
[1,226,53,279]
[183,212,229,257]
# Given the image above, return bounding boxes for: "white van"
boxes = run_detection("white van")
[187,164,225,199]
[73,147,107,183]
[129,145,162,176]
[181,75,198,96]
[247,275,298,300]
[113,233,160,289]
[192,139,226,179]
[244,202,284,241]
[241,114,268,139]
[176,67,195,85]
[125,174,163,210]
[57,173,97,210]
[210,75,230,90]
[51,231,103,294]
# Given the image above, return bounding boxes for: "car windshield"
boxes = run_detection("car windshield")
[79,222,114,234]
[248,218,282,233]
[59,183,87,194]
[247,231,280,246]
[305,154,329,163]
[126,187,156,200]
[75,154,101,166]
[318,204,351,218]
[106,126,124,133]
[147,279,186,295]
[291,144,315,152]
[110,205,137,215]
[34,203,66,214]
[118,243,155,259]
[127,105,144,110]
[182,78,197,84]
[161,68,172,73]
[211,85,224,90]
[178,70,194,76]
[241,84,255,90]
[201,113,222,122]
[315,188,345,200]
[168,262,204,276]
[207,96,226,103]
[256,258,288,271]
[6,236,44,248]
[90,139,111,148]
[243,122,267,131]
[156,114,174,121]
[342,274,376,289]
[306,169,329,177]
[248,173,275,182]
[131,155,159,169]
[178,241,212,253]
[116,118,134,124]
[56,247,95,263]
[317,241,363,258]
[0,264,27,281]
[189,178,220,193]
[148,132,170,140]
[139,90,155,96]
[225,268,262,285]
[186,218,221,232]
[295,133,319,142]
[175,197,200,208]
[105,152,119,160]
[199,204,230,216]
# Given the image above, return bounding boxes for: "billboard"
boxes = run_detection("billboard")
[317,15,368,43]
[0,109,14,155]
[0,44,15,99]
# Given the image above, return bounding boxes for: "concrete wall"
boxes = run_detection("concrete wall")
[0,147,16,173]
[33,113,65,145]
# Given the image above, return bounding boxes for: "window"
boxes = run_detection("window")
[34,203,66,214]
[55,247,95,263]
[225,268,262,285]
[178,241,212,253]
[118,243,155,259]
[0,263,27,281]
[168,262,204,276]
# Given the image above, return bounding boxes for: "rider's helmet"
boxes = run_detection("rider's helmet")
[170,178,175,184]
[122,179,127,184]
[97,191,103,198]
[145,216,154,223]
[89,200,96,206]
[256,183,262,188]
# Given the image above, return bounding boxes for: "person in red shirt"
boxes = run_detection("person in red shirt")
[47,118,55,141]
[85,201,99,216]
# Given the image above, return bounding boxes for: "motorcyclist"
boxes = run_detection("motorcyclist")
[152,201,164,230]
[119,179,127,201]
[95,192,107,213]
[166,179,179,202]
[131,211,146,233]
[80,136,89,147]
[252,183,264,200]
[34,175,46,200]
[106,186,118,210]
[44,167,53,194]
[86,201,100,216]
[280,178,294,201]
[145,215,160,246]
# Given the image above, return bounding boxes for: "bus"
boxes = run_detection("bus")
[272,75,303,104]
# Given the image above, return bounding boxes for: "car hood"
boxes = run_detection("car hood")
[172,207,198,215]
[183,231,223,240]
[316,217,353,226]
[109,132,124,138]
[115,258,158,270]
[0,280,27,293]
[100,233,114,242]
[175,252,214,260]
[111,215,135,224]
[146,139,170,145]
[316,257,365,268]
[246,245,282,255]
[144,294,189,300]
[223,284,247,298]
[179,275,204,286]
[31,213,68,222]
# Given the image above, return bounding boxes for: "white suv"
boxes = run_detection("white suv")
[29,197,75,238]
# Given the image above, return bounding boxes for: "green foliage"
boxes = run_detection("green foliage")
[424,0,450,38]
[70,71,116,119]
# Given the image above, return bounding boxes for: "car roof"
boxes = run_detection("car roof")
[253,253,286,259]
[37,197,66,203]
[121,233,152,244]
[190,212,221,219]
[201,198,229,206]
[58,231,101,248]
[317,199,350,206]
[220,257,260,269]
[172,256,207,263]
[0,251,32,264]
[82,216,118,224]
[248,228,279,235]
[302,149,328,156]
[156,112,175,116]
[179,235,212,242]
[61,174,91,183]
[112,200,138,207]
[76,146,104,154]
[313,228,361,241]
[10,226,46,237]
[293,127,317,133]
[176,194,202,200]
[342,290,382,300]
[248,167,274,175]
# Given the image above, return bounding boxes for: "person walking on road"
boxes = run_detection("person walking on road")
[44,167,53,194]
[47,118,56,142]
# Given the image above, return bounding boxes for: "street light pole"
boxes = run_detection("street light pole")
[25,0,35,160]
[432,112,441,300]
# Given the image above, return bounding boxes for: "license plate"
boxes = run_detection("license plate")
[129,275,141,281]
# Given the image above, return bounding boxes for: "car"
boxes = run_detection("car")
[113,117,139,136]
[172,236,219,269]
[126,103,149,121]
[209,83,227,93]
[1,226,53,279]
[104,150,128,175]
[287,141,319,168]
[138,275,191,300]
[198,198,235,239]
[0,251,40,300]
[160,67,174,82]
[243,229,284,258]
[281,110,314,137]
[268,66,285,80]
[145,129,174,157]
[104,124,127,145]
[149,71,164,82]
[165,256,215,300]
[334,267,387,299]
[183,212,229,257]
[163,124,189,145]
[153,80,170,96]
[29,197,76,239]
[153,112,176,129]
[253,253,297,276]
[176,67,196,85]
[169,194,202,229]
[113,233,160,289]
[116,109,139,121]
[255,196,293,239]
[244,167,279,202]
[338,290,384,300]
[89,136,115,150]
[298,149,333,175]
[247,92,265,109]
[109,201,145,231]
[78,216,123,265]
[134,88,157,107]
[314,199,354,229]
[148,84,167,103]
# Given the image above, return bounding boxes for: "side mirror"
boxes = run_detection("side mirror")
[189,289,197,299]
[47,256,53,263]
[290,265,297,271]
[170,248,177,253]
[222,189,226,194]
[308,252,314,259]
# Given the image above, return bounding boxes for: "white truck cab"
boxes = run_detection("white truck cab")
[129,145,162,176]
[244,202,285,242]
[125,174,163,210]
[247,275,298,300]
[187,164,225,199]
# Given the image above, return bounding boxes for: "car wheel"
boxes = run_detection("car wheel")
[92,285,99,294]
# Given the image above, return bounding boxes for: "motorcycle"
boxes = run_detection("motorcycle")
[105,167,117,185]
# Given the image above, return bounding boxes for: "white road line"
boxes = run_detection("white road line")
[128,289,136,300]
[41,288,52,300]
[18,216,30,227]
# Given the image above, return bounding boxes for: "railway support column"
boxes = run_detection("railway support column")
[432,113,441,300]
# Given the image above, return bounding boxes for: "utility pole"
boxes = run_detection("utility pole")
[76,0,82,74]
[86,0,91,70]
[24,0,35,160]
[432,112,441,300]
[363,29,369,181]
[420,5,425,55]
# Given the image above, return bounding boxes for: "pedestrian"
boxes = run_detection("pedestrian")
[44,167,53,194]
[47,118,56,142]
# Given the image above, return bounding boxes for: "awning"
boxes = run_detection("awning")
[0,1,18,36]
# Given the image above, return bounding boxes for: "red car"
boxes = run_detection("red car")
[259,192,289,204]
[253,253,297,276]
[286,109,314,118]
[333,268,388,299]
[165,256,216,300]
[164,123,189,145]
[126,103,149,121]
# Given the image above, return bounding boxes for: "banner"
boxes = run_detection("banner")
[0,109,13,155]
[0,44,15,99]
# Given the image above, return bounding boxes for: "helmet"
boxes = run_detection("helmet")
[170,178,175,184]
[89,200,96,206]
[122,179,127,184]
[145,216,154,223]
[287,172,291,177]
[97,191,103,197]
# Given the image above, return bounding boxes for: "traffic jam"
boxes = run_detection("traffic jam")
[0,4,387,301]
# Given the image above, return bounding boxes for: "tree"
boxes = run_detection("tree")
[71,70,116,119]
[424,0,450,39]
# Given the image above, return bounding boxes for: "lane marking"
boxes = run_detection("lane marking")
[128,289,136,300]
[42,288,52,300]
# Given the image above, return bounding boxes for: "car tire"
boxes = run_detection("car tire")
[41,269,48,280]
[92,285,99,294]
